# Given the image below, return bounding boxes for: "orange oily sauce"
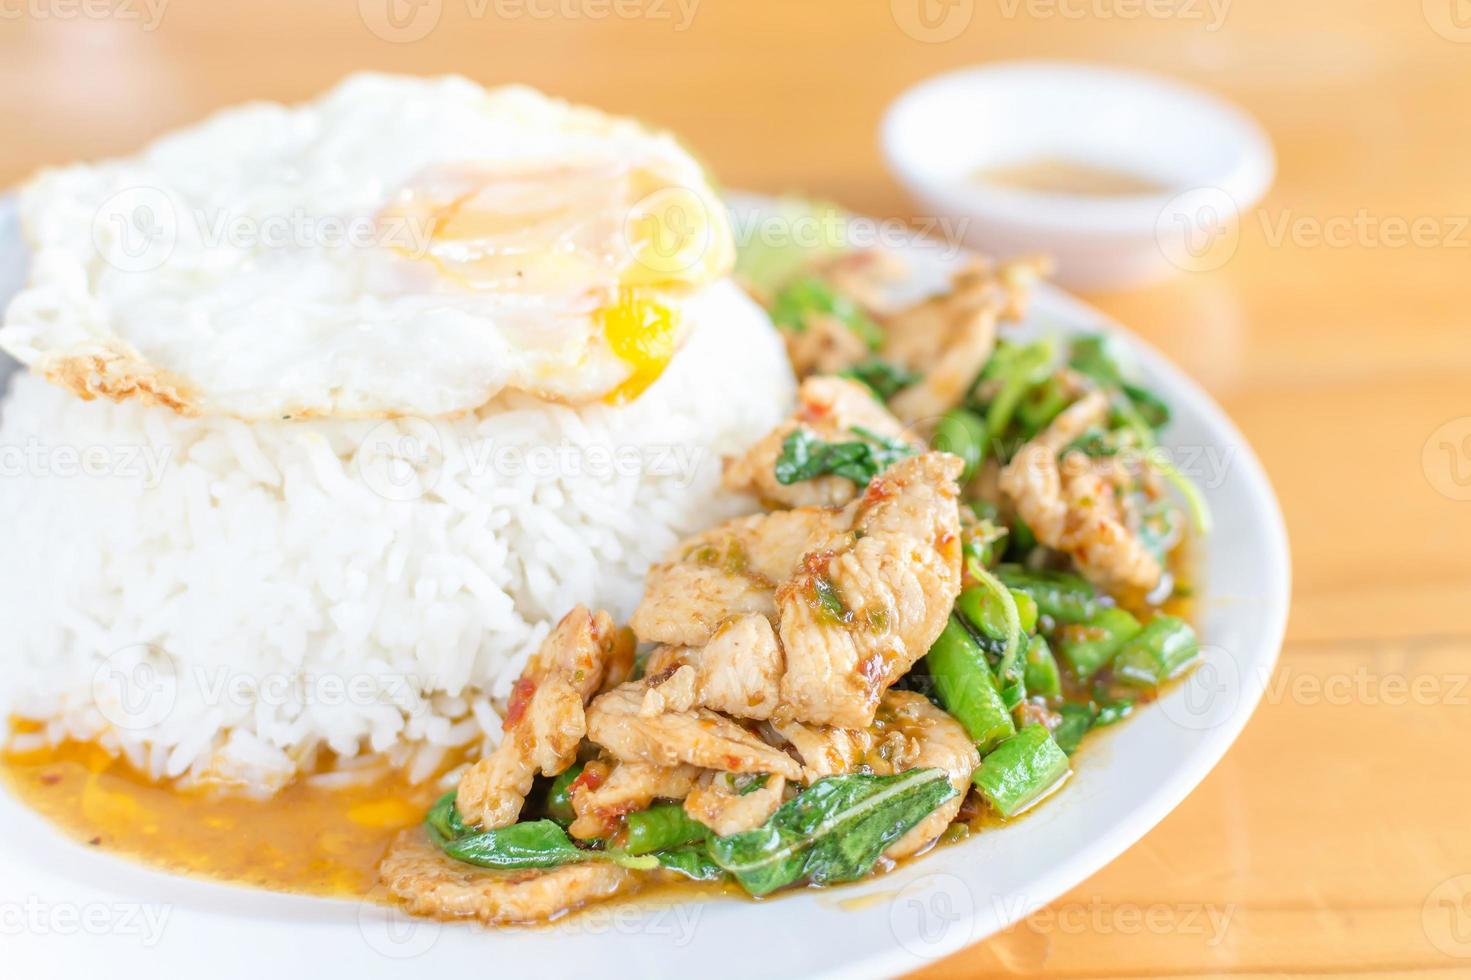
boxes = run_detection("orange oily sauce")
[0,735,442,897]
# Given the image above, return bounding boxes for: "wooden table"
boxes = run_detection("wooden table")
[3,2,1470,975]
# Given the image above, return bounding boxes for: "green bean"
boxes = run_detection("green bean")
[995,564,1099,624]
[932,409,988,482]
[926,616,1016,754]
[1023,635,1062,700]
[1055,607,1142,677]
[1051,703,1095,754]
[1112,616,1200,688]
[545,763,583,826]
[624,803,709,855]
[955,586,1037,642]
[972,725,1071,817]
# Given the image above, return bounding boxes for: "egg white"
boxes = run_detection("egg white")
[0,74,735,419]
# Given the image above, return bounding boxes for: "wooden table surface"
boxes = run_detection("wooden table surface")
[4,1,1470,976]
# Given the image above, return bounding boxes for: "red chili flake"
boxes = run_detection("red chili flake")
[569,764,607,797]
[39,772,62,786]
[503,677,537,731]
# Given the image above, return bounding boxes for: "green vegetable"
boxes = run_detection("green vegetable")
[733,197,849,293]
[1023,635,1062,700]
[708,769,955,896]
[840,359,921,401]
[926,617,1016,754]
[624,804,710,855]
[1121,382,1171,430]
[1051,696,1136,755]
[737,774,771,796]
[425,790,470,841]
[956,585,1038,641]
[436,819,657,872]
[963,558,1026,685]
[932,409,988,482]
[972,725,1071,817]
[1094,697,1135,726]
[981,340,1056,439]
[1015,375,1071,436]
[995,565,1099,624]
[1055,607,1142,677]
[1148,452,1214,535]
[1112,616,1199,687]
[773,427,914,487]
[1067,334,1127,388]
[545,764,582,826]
[1051,703,1095,754]
[770,277,883,351]
[653,844,727,882]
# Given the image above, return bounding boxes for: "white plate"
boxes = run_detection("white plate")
[0,194,1290,980]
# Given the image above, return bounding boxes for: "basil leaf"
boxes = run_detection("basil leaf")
[436,819,592,869]
[654,845,728,882]
[708,769,955,897]
[774,427,915,487]
[770,277,884,351]
[840,359,921,401]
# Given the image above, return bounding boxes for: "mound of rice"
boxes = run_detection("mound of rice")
[0,279,795,794]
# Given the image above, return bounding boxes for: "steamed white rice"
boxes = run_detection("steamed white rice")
[0,280,795,794]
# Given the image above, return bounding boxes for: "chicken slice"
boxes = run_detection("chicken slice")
[456,607,623,829]
[770,718,876,783]
[880,257,1046,424]
[1000,390,1162,593]
[683,771,787,836]
[640,614,784,720]
[630,507,847,648]
[887,303,997,425]
[380,828,636,924]
[784,311,873,379]
[723,376,918,509]
[586,685,802,781]
[777,452,964,729]
[567,760,700,841]
[771,692,976,855]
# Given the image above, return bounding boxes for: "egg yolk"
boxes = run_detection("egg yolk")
[598,290,680,404]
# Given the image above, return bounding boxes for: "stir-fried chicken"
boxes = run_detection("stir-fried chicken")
[881,258,1047,424]
[769,691,976,856]
[455,607,623,829]
[683,771,787,836]
[783,311,873,379]
[640,614,783,720]
[586,685,804,781]
[723,376,918,509]
[1000,391,1163,592]
[630,507,845,648]
[777,452,964,729]
[381,828,637,924]
[567,760,700,841]
[770,717,876,783]
[874,692,980,859]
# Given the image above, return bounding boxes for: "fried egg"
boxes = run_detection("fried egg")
[0,74,736,419]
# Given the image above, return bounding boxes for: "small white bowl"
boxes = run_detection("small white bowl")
[881,61,1275,289]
